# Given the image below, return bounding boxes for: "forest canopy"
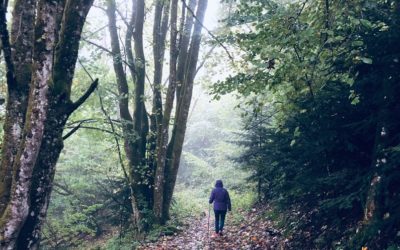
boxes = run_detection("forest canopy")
[212,0,400,248]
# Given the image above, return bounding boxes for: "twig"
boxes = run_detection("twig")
[94,178,131,210]
[182,0,235,65]
[115,7,131,28]
[77,125,122,137]
[65,125,122,137]
[98,90,131,186]
[195,44,216,75]
[82,37,114,55]
[92,4,107,12]
[66,118,97,126]
[53,182,74,196]
[78,58,95,81]
[78,58,130,185]
[82,37,135,74]
[82,24,109,39]
[66,118,121,126]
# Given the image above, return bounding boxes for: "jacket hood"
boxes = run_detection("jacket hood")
[215,180,223,188]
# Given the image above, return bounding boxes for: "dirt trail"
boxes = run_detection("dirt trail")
[139,207,288,250]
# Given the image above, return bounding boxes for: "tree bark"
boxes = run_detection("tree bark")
[176,0,197,103]
[132,0,149,166]
[163,0,208,221]
[104,0,208,227]
[106,0,146,230]
[153,0,179,224]
[0,1,58,247]
[0,0,35,218]
[152,0,171,223]
[0,0,95,248]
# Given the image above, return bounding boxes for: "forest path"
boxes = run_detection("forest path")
[138,206,288,250]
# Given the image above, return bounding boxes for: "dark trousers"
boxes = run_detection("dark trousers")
[214,210,226,233]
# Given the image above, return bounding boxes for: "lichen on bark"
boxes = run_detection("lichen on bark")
[0,0,96,248]
[0,1,57,247]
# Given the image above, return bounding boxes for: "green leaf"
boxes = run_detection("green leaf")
[360,19,373,29]
[360,57,373,64]
[294,127,301,137]
[351,96,360,105]
[352,40,364,47]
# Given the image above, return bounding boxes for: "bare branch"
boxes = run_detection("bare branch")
[195,44,216,76]
[98,91,131,186]
[115,7,131,28]
[182,0,235,64]
[66,118,121,127]
[63,124,122,140]
[92,4,107,12]
[77,125,122,137]
[82,37,114,54]
[66,79,99,115]
[53,182,74,196]
[62,122,82,140]
[78,57,95,81]
[82,24,109,39]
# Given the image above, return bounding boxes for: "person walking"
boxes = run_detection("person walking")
[209,180,231,237]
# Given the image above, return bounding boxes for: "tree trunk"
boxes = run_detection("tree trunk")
[152,0,171,223]
[0,0,96,248]
[105,0,208,228]
[0,0,35,218]
[107,0,153,231]
[175,0,197,103]
[0,2,58,247]
[162,0,208,221]
[15,114,64,250]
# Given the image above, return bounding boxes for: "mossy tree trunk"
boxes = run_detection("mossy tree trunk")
[0,0,96,248]
[105,0,208,228]
[0,0,35,219]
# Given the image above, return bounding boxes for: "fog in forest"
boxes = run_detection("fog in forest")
[0,0,399,249]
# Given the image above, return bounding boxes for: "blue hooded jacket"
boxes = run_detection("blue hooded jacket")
[209,180,232,211]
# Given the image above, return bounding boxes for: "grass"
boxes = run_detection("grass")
[170,185,208,221]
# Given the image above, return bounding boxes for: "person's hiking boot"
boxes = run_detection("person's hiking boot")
[219,231,223,236]
[211,232,219,238]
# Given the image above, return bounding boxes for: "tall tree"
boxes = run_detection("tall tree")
[0,0,96,248]
[105,0,208,228]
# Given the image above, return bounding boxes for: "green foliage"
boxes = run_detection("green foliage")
[104,231,140,250]
[215,0,400,248]
[171,185,207,220]
[41,65,134,248]
[178,91,252,193]
[178,152,213,187]
[228,191,257,225]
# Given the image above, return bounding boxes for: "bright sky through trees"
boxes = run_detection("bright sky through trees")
[204,0,220,30]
